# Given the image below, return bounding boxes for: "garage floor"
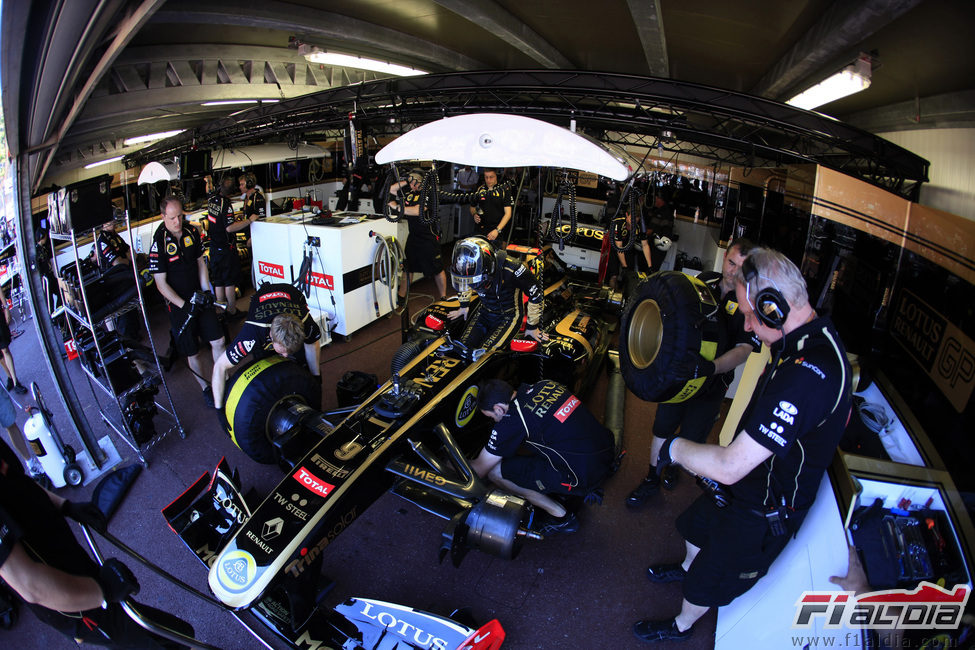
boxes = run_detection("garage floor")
[2,276,720,649]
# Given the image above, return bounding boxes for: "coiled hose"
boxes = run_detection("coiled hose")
[371,232,403,318]
[382,166,405,222]
[611,185,642,254]
[549,178,577,250]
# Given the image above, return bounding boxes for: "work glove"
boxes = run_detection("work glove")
[97,558,140,604]
[62,500,107,532]
[675,353,715,381]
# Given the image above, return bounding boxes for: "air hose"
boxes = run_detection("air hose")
[611,183,642,254]
[370,231,403,318]
[549,176,577,251]
[382,166,405,222]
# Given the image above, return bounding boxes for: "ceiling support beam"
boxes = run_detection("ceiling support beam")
[34,0,167,191]
[431,0,572,69]
[624,0,668,77]
[844,90,975,134]
[151,0,485,72]
[751,0,922,101]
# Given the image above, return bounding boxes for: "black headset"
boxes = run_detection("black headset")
[742,255,789,329]
[242,172,257,190]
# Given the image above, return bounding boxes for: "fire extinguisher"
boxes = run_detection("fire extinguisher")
[23,383,84,487]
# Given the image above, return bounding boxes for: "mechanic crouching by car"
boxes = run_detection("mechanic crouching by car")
[472,378,615,536]
[148,196,226,407]
[632,247,853,643]
[211,282,322,410]
[446,236,545,351]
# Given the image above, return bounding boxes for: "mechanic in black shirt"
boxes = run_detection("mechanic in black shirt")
[606,202,654,296]
[92,220,131,270]
[627,238,760,505]
[447,236,545,351]
[389,170,447,303]
[0,437,194,646]
[472,378,615,535]
[230,172,266,247]
[205,176,245,319]
[440,169,513,246]
[633,247,853,643]
[148,196,226,406]
[211,283,322,409]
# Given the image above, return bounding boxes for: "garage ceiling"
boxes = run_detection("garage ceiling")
[4,0,975,190]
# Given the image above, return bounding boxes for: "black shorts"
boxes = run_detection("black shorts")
[405,238,443,278]
[209,246,241,287]
[0,316,9,350]
[501,450,611,496]
[652,379,727,443]
[167,303,224,357]
[676,494,795,608]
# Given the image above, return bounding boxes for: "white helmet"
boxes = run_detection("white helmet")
[653,234,673,252]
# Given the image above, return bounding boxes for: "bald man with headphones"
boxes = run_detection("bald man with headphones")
[633,247,853,644]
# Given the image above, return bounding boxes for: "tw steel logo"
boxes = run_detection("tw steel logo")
[258,260,285,279]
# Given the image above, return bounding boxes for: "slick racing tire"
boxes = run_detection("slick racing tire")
[618,271,726,403]
[224,356,322,463]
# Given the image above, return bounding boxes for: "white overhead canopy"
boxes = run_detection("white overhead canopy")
[137,160,178,185]
[376,114,630,180]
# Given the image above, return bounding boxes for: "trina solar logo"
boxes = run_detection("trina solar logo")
[258,260,285,278]
[793,582,970,630]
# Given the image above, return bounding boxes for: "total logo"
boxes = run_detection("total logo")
[292,466,335,498]
[773,400,797,425]
[553,395,581,423]
[217,549,257,593]
[258,260,285,279]
[308,272,334,290]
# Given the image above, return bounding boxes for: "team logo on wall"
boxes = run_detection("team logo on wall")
[455,385,479,427]
[891,289,975,412]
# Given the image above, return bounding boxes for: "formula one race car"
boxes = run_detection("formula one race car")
[155,243,623,648]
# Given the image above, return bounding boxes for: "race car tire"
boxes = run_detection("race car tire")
[224,356,322,463]
[391,338,428,375]
[618,271,726,403]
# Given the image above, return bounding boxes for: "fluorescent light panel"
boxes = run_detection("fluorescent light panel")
[787,56,872,111]
[202,100,258,106]
[84,155,124,169]
[123,129,185,146]
[303,51,426,77]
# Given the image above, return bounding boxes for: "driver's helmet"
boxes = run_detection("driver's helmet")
[450,236,496,292]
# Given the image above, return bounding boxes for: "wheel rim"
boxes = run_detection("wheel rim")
[627,299,663,370]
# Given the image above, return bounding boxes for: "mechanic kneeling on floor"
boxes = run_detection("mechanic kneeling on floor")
[211,282,322,410]
[0,436,195,647]
[472,378,615,536]
[447,236,545,350]
[632,247,853,643]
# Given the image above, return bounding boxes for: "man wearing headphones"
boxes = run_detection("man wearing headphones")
[632,247,853,643]
[388,170,447,304]
[148,196,226,407]
[446,236,545,351]
[211,282,322,410]
[473,378,615,535]
[230,172,266,246]
[626,238,760,504]
[206,176,245,319]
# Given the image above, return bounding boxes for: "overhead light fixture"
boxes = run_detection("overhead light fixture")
[202,100,259,107]
[84,155,124,169]
[787,54,872,111]
[300,46,426,77]
[123,129,185,146]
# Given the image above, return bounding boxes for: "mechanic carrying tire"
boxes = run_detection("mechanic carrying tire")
[618,270,727,404]
[222,356,322,463]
